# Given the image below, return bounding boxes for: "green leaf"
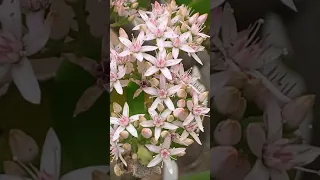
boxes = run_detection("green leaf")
[175,0,192,5]
[126,81,145,115]
[52,59,109,172]
[189,0,210,15]
[179,171,210,180]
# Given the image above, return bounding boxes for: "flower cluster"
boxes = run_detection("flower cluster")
[211,2,320,180]
[110,0,139,21]
[110,0,210,177]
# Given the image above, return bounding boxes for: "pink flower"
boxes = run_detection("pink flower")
[167,31,195,59]
[110,141,127,166]
[173,63,200,92]
[140,109,178,140]
[132,76,149,98]
[110,102,145,141]
[144,74,180,111]
[172,120,202,145]
[182,94,210,132]
[144,50,182,80]
[110,61,126,94]
[145,136,186,174]
[119,30,158,61]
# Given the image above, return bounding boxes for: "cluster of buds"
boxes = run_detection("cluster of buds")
[110,0,139,22]
[110,0,209,176]
[211,2,320,180]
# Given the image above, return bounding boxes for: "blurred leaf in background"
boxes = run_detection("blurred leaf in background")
[179,171,210,180]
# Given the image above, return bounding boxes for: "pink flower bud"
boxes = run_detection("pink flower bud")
[199,91,209,102]
[123,143,131,152]
[214,119,242,145]
[0,32,22,65]
[131,2,139,9]
[197,14,208,24]
[177,99,186,108]
[119,28,128,39]
[173,108,188,121]
[188,12,199,24]
[142,128,152,138]
[120,131,129,139]
[177,89,187,98]
[112,102,122,113]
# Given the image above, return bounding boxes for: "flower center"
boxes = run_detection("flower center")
[140,80,148,88]
[158,89,168,99]
[160,148,170,159]
[172,38,181,47]
[117,55,130,65]
[185,123,196,132]
[0,32,23,64]
[131,40,142,53]
[110,72,118,82]
[153,115,164,127]
[193,106,202,116]
[119,116,129,127]
[156,58,166,68]
[156,29,163,38]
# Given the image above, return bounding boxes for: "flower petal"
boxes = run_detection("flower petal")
[183,113,194,126]
[190,131,202,145]
[143,53,157,64]
[145,66,159,76]
[160,109,172,119]
[11,58,41,104]
[140,121,154,128]
[112,126,125,141]
[60,166,109,180]
[141,46,158,52]
[134,52,144,61]
[246,122,267,157]
[180,44,196,53]
[244,160,269,180]
[123,102,129,117]
[130,114,144,122]
[288,144,320,166]
[172,47,179,59]
[163,122,178,130]
[160,67,172,80]
[0,0,22,38]
[195,116,204,132]
[40,128,61,179]
[270,169,289,180]
[165,59,182,67]
[191,53,203,65]
[143,87,158,96]
[118,37,133,48]
[126,124,138,137]
[110,117,119,125]
[150,97,161,110]
[154,127,161,140]
[169,148,186,155]
[145,144,161,153]
[0,175,24,180]
[162,136,172,149]
[163,158,173,174]
[167,85,181,96]
[63,54,96,76]
[147,154,162,167]
[113,80,123,95]
[164,98,175,111]
[163,160,178,179]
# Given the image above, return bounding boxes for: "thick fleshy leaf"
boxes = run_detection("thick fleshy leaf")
[210,146,238,176]
[163,160,178,180]
[0,0,22,38]
[40,128,61,179]
[263,94,282,142]
[63,54,97,76]
[280,0,297,12]
[73,84,104,117]
[29,57,64,81]
[244,160,269,180]
[60,166,109,180]
[288,144,320,166]
[246,123,267,157]
[23,11,53,56]
[214,119,242,145]
[222,2,237,47]
[0,65,10,80]
[270,169,289,180]
[11,58,41,104]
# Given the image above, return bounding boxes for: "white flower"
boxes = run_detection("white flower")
[182,94,210,132]
[110,102,145,141]
[0,0,53,104]
[144,74,180,111]
[145,136,186,174]
[119,30,157,61]
[168,31,195,59]
[110,141,127,166]
[172,121,202,145]
[144,50,182,80]
[140,109,178,140]
[132,76,149,98]
[110,61,126,94]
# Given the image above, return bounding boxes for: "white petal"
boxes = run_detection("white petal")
[11,58,41,104]
[163,122,178,130]
[165,59,182,66]
[270,169,289,180]
[60,166,109,180]
[180,44,196,53]
[141,46,158,52]
[0,65,10,79]
[140,121,155,127]
[150,97,161,110]
[155,127,161,140]
[112,126,125,141]
[246,123,267,157]
[172,47,179,59]
[160,67,172,80]
[134,52,144,61]
[40,128,61,179]
[169,148,186,155]
[244,160,269,180]
[147,154,162,167]
[190,131,202,145]
[161,109,172,119]
[164,98,175,111]
[123,102,129,117]
[180,130,189,140]
[126,124,138,137]
[143,87,158,96]
[130,114,144,122]
[164,31,177,39]
[163,160,178,179]
[195,116,204,132]
[113,80,123,95]
[191,53,203,65]
[163,158,173,174]
[110,117,119,125]
[143,53,157,64]
[281,0,297,12]
[118,37,133,48]
[167,85,181,96]
[183,113,194,126]
[145,66,159,76]
[145,144,161,153]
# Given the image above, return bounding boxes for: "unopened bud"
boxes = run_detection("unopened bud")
[111,112,117,117]
[170,0,177,11]
[173,108,189,121]
[130,0,137,2]
[114,164,123,176]
[197,13,208,24]
[120,131,129,139]
[3,161,27,176]
[9,129,39,163]
[199,91,209,102]
[132,153,138,160]
[177,89,187,98]
[157,103,165,112]
[142,128,153,138]
[150,78,159,87]
[161,130,169,138]
[214,119,242,145]
[166,52,173,60]
[113,102,122,113]
[196,37,204,44]
[134,121,139,127]
[283,95,316,130]
[131,2,139,9]
[181,22,188,32]
[214,87,244,118]
[176,151,186,157]
[242,78,263,101]
[180,83,187,90]
[177,99,186,108]
[174,26,181,35]
[123,143,131,152]
[151,137,158,145]
[166,115,174,122]
[179,6,188,17]
[189,13,199,24]
[139,116,147,122]
[128,15,135,22]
